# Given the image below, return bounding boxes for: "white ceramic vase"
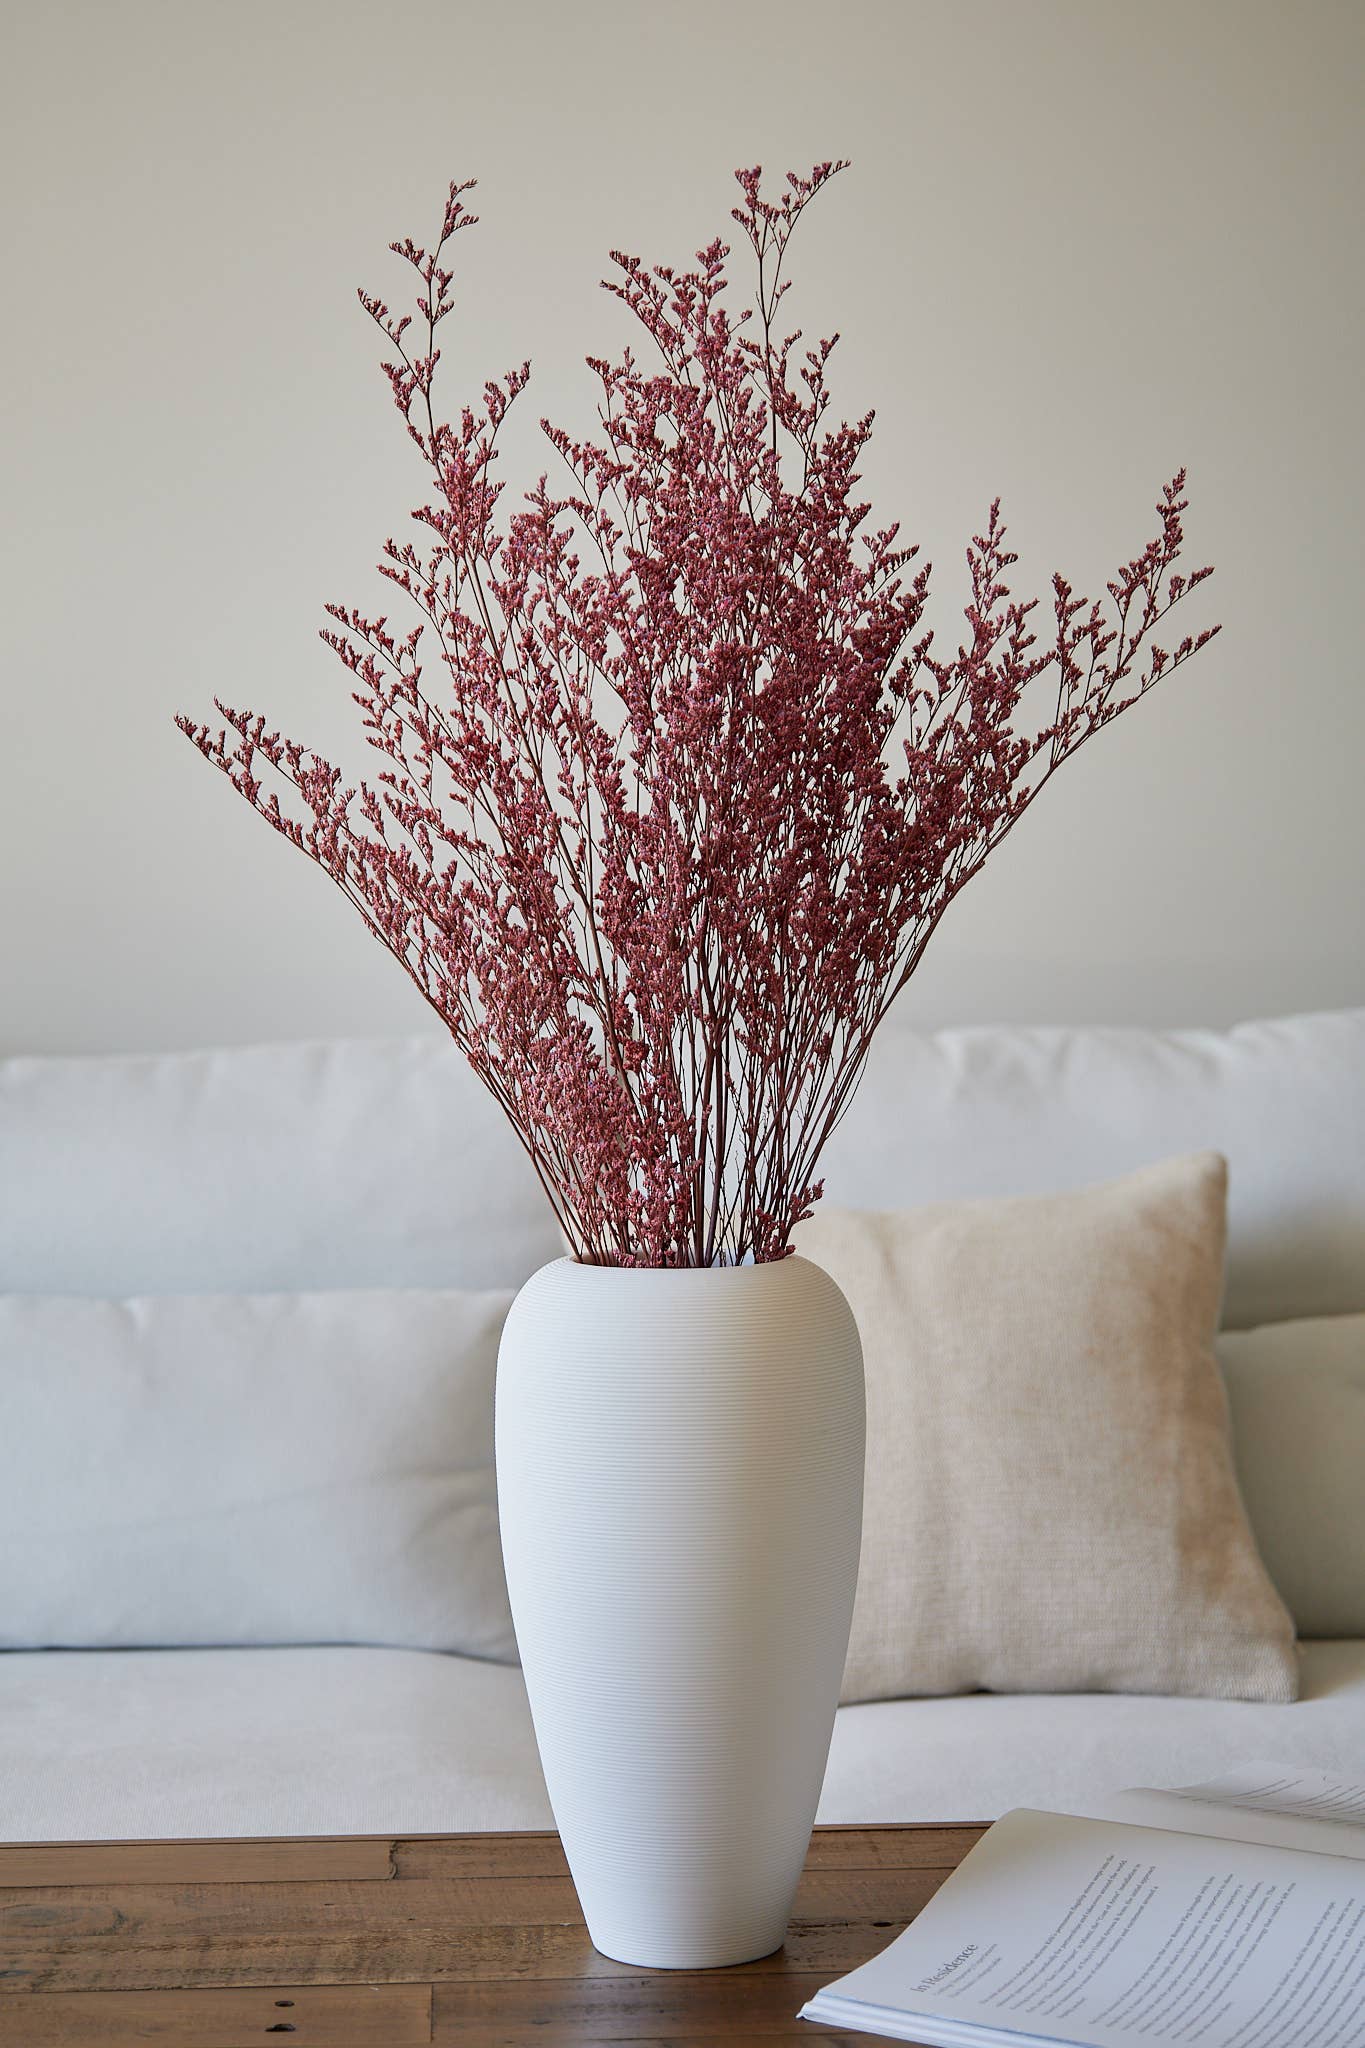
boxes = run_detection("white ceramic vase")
[495,1254,865,1969]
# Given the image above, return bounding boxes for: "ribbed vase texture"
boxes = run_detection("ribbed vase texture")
[495,1255,865,1968]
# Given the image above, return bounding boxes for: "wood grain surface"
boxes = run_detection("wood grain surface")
[0,1823,986,2045]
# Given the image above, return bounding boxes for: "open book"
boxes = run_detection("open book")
[800,1765,1365,2047]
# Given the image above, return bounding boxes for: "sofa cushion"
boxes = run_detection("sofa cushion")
[1220,1313,1365,1638]
[0,1037,560,1296]
[820,1641,1362,1828]
[1,1640,1360,1840]
[0,1289,517,1659]
[796,1154,1298,1705]
[0,1647,551,1840]
[3,1010,1362,1325]
[817,1008,1365,1330]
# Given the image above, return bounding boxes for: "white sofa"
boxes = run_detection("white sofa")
[2,1009,1363,1842]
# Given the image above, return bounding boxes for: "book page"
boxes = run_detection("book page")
[802,1806,1365,2047]
[1092,1764,1365,1862]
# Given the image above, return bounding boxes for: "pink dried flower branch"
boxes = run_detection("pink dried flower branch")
[178,164,1220,1266]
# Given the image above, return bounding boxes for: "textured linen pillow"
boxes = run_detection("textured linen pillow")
[794,1153,1298,1704]
[1218,1313,1365,1638]
[0,1289,516,1658]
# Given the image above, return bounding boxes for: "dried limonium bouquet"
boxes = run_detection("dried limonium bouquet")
[180,163,1219,1267]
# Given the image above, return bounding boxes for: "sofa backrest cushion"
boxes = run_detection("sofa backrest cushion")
[0,1037,561,1296]
[0,1287,518,1658]
[1219,1312,1365,1638]
[817,1009,1365,1330]
[3,1010,1361,1325]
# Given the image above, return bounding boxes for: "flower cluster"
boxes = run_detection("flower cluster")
[179,165,1219,1266]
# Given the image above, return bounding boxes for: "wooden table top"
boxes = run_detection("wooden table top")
[0,1822,986,2045]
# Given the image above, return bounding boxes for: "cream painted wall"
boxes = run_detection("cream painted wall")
[3,0,1361,1055]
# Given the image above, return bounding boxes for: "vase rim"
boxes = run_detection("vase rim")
[554,1251,812,1279]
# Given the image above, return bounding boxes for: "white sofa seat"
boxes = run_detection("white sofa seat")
[1,1643,1362,1843]
[822,1642,1365,1824]
[0,1648,552,1841]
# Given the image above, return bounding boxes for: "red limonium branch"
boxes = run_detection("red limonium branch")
[178,164,1220,1267]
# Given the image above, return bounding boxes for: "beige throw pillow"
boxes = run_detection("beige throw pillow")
[794,1153,1298,1705]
